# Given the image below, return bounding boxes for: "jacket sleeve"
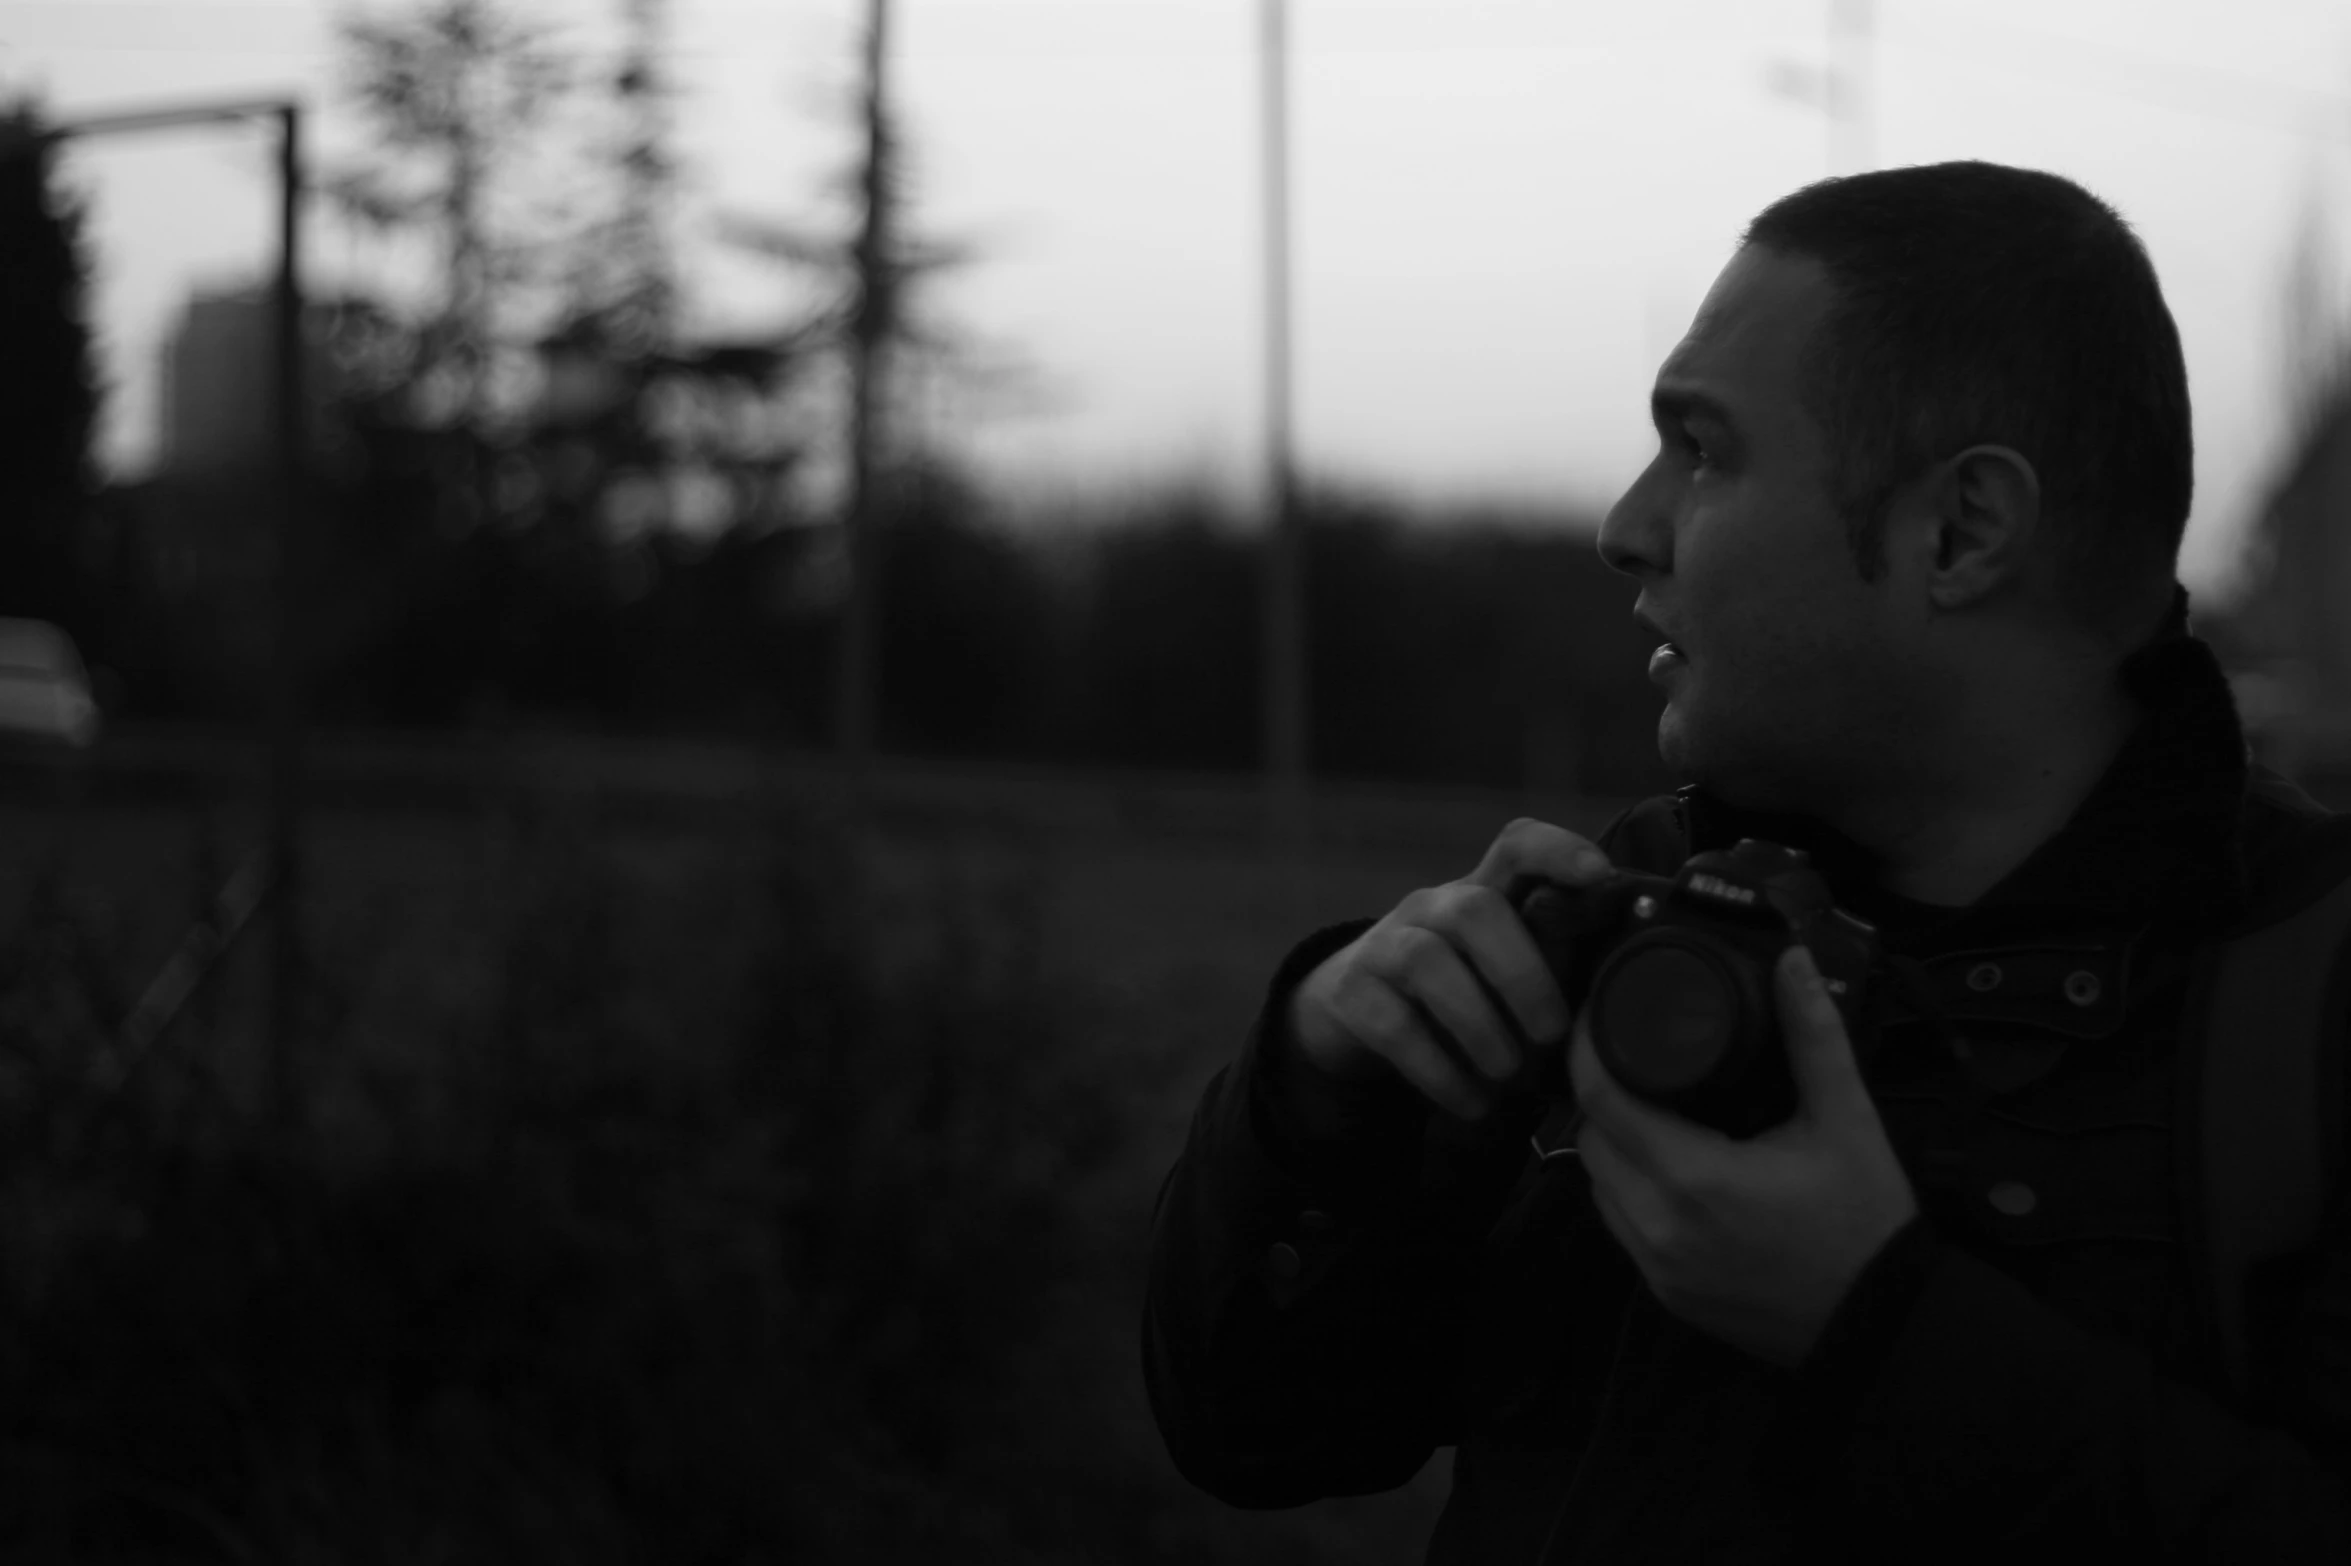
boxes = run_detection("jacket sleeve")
[1784,1207,2351,1559]
[1139,916,1527,1506]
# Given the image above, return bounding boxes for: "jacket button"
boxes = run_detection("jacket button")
[1987,1180,2038,1217]
[1267,1242,1303,1281]
[1966,962,2004,993]
[2064,970,2102,1007]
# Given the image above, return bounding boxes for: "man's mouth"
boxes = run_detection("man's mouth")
[1634,609,1686,682]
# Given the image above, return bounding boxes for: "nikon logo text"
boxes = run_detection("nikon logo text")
[1689,874,1756,906]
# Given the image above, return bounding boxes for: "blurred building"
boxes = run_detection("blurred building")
[100,284,336,718]
[142,285,319,605]
[157,285,337,481]
[160,288,271,479]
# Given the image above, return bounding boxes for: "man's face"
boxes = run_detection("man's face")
[1597,244,1937,813]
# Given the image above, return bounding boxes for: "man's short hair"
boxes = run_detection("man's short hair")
[1743,161,2192,643]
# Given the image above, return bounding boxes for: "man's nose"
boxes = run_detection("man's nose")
[1597,464,1670,581]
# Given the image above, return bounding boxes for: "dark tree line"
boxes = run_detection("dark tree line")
[0,106,100,641]
[1019,489,1671,796]
[261,467,1667,797]
[69,349,1668,795]
[77,434,1671,795]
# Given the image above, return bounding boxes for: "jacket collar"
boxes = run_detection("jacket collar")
[1679,586,2250,947]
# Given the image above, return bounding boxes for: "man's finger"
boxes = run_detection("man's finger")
[1778,944,1868,1122]
[1335,977,1494,1120]
[1465,817,1611,899]
[1437,885,1571,1050]
[1393,926,1522,1083]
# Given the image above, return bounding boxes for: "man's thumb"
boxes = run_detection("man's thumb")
[1778,944,1864,1116]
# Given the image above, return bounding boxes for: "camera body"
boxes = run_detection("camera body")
[1518,839,1879,1138]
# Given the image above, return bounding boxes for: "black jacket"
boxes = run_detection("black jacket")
[1142,606,2351,1561]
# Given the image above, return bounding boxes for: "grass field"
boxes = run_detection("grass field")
[0,740,1628,1561]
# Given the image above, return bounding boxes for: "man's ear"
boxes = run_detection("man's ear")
[1914,444,2040,610]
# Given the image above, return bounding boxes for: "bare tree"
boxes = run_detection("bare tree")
[720,0,997,767]
[559,0,676,359]
[327,0,572,441]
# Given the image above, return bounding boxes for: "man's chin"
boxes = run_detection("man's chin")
[1658,710,1793,811]
[1656,705,1696,784]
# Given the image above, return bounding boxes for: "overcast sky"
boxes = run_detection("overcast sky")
[8,0,2351,601]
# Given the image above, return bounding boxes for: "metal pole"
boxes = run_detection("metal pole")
[32,94,308,1148]
[1830,0,1874,175]
[1260,0,1307,855]
[267,102,307,1152]
[50,97,300,141]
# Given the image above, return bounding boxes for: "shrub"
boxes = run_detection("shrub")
[0,804,1131,1561]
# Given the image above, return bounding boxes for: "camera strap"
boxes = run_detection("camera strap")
[1529,1098,1587,1164]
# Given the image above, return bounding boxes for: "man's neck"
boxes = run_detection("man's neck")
[1831,671,2144,909]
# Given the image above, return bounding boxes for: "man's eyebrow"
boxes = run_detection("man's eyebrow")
[1651,386,1736,430]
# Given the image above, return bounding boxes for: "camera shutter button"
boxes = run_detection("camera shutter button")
[1966,962,2004,993]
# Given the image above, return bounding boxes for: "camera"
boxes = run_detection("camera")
[1517,839,1880,1138]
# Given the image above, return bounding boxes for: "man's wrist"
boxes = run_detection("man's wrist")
[1273,975,1390,1137]
[1267,989,1423,1137]
[1792,1214,1943,1415]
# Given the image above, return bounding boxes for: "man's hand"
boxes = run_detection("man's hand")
[1284,818,1613,1127]
[1571,944,1919,1368]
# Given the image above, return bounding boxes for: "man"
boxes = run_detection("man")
[1142,161,2351,1560]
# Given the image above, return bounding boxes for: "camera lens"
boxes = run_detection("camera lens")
[1593,938,1742,1094]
